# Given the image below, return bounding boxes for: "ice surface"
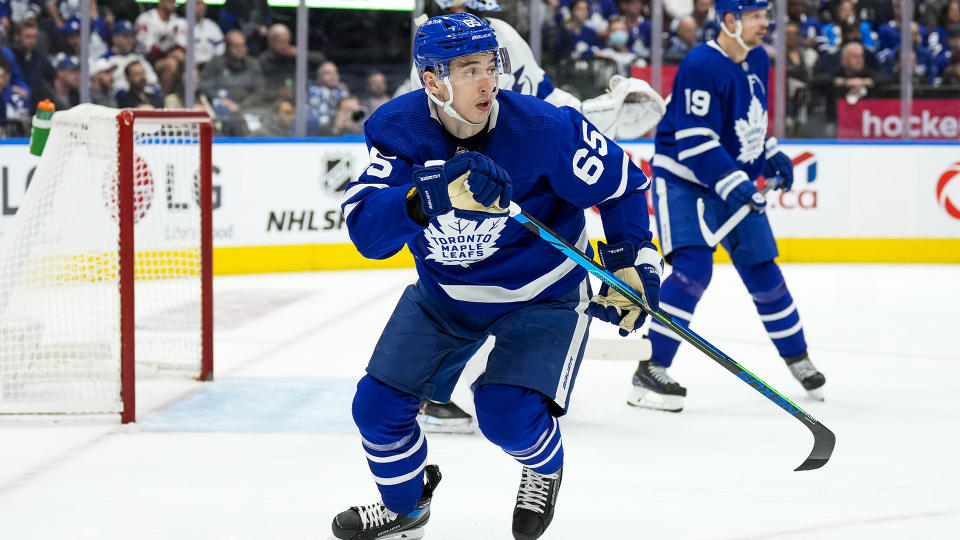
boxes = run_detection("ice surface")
[1,265,958,539]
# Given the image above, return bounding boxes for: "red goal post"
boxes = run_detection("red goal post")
[0,106,214,424]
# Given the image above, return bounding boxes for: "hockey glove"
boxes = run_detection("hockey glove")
[412,162,453,217]
[718,171,766,213]
[587,240,663,337]
[444,151,513,212]
[763,138,794,191]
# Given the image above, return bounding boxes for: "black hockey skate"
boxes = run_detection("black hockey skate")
[512,466,562,540]
[785,353,826,401]
[417,400,474,434]
[331,464,441,540]
[627,359,687,412]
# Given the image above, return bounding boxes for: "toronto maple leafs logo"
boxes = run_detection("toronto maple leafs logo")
[423,212,508,267]
[734,95,767,164]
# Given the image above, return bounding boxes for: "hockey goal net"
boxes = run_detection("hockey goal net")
[0,106,213,423]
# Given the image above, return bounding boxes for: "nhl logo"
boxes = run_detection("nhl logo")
[320,153,353,197]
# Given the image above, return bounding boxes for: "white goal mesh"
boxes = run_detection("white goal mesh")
[0,105,212,420]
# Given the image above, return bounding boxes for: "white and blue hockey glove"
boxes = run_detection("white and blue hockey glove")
[444,151,513,212]
[587,240,663,337]
[763,138,794,191]
[717,171,766,213]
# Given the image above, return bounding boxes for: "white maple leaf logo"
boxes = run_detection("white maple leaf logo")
[423,212,509,267]
[734,95,767,164]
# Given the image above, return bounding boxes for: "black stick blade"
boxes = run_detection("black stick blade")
[795,422,836,471]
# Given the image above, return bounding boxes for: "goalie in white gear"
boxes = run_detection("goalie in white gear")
[413,0,666,433]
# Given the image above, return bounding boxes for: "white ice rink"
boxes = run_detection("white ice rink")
[1,264,958,539]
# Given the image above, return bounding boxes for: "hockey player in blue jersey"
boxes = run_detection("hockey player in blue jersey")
[332,13,662,540]
[617,0,826,412]
[415,0,667,435]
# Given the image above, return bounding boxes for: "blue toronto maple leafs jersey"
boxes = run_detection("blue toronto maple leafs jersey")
[342,89,652,318]
[654,41,772,193]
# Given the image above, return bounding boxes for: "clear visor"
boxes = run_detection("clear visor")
[443,47,511,86]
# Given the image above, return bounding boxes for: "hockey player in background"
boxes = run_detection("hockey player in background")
[611,0,826,413]
[416,0,666,433]
[332,13,661,540]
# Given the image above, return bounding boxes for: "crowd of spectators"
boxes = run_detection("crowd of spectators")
[0,0,395,138]
[544,0,960,136]
[0,1,956,139]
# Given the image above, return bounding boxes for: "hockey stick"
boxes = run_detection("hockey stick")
[697,178,780,248]
[506,202,835,471]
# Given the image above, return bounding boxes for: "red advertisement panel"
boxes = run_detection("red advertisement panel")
[837,99,960,140]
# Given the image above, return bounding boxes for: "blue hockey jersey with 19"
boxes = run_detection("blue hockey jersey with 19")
[654,41,772,189]
[341,89,652,318]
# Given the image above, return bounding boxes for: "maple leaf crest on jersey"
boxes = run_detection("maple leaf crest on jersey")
[735,95,767,164]
[423,213,509,267]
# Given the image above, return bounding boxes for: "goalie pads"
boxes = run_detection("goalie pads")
[581,75,666,140]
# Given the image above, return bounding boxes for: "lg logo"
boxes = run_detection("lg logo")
[936,162,960,221]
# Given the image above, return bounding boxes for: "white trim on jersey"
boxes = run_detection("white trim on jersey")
[599,152,632,204]
[678,139,721,161]
[767,320,804,340]
[676,127,719,140]
[655,177,673,255]
[363,429,426,464]
[759,302,797,322]
[438,227,589,304]
[553,277,589,409]
[371,458,428,486]
[652,154,705,186]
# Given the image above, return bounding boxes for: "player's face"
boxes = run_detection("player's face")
[446,52,498,123]
[739,8,770,47]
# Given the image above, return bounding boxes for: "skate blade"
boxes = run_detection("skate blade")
[382,529,426,540]
[626,386,684,413]
[417,415,475,434]
[805,387,825,401]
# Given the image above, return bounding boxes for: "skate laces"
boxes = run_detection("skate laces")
[647,363,677,386]
[355,501,398,529]
[789,359,819,381]
[516,468,558,514]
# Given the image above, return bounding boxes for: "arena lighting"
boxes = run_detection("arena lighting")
[134,0,415,8]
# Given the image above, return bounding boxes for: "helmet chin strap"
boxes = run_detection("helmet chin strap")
[721,18,750,52]
[426,78,495,127]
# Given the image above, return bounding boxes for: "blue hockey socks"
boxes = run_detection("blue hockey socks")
[352,375,429,514]
[474,384,563,475]
[734,260,807,359]
[648,247,713,368]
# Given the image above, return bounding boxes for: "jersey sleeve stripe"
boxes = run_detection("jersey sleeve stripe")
[652,154,705,186]
[599,152,632,204]
[676,127,719,140]
[677,139,721,161]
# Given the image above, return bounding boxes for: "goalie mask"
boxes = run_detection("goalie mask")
[715,0,771,51]
[414,13,511,125]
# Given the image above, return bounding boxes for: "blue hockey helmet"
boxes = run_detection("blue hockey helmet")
[434,0,501,11]
[714,0,770,19]
[413,13,508,79]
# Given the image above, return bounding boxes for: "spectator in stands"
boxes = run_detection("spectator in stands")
[878,1,928,65]
[813,41,884,121]
[89,56,116,107]
[927,0,960,57]
[0,61,29,132]
[856,0,895,26]
[665,15,698,64]
[596,16,641,73]
[102,20,160,93]
[135,0,183,92]
[163,62,216,118]
[787,0,823,49]
[326,95,365,137]
[98,0,142,26]
[554,0,603,62]
[306,60,348,136]
[218,0,272,55]
[259,23,295,99]
[10,19,50,110]
[888,41,935,86]
[786,21,820,133]
[49,54,79,109]
[554,0,618,37]
[8,0,44,26]
[117,60,162,108]
[200,29,264,106]
[821,0,876,54]
[360,71,390,113]
[669,0,721,44]
[252,98,294,137]
[615,0,652,60]
[175,0,224,67]
[939,27,960,84]
[1,25,31,100]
